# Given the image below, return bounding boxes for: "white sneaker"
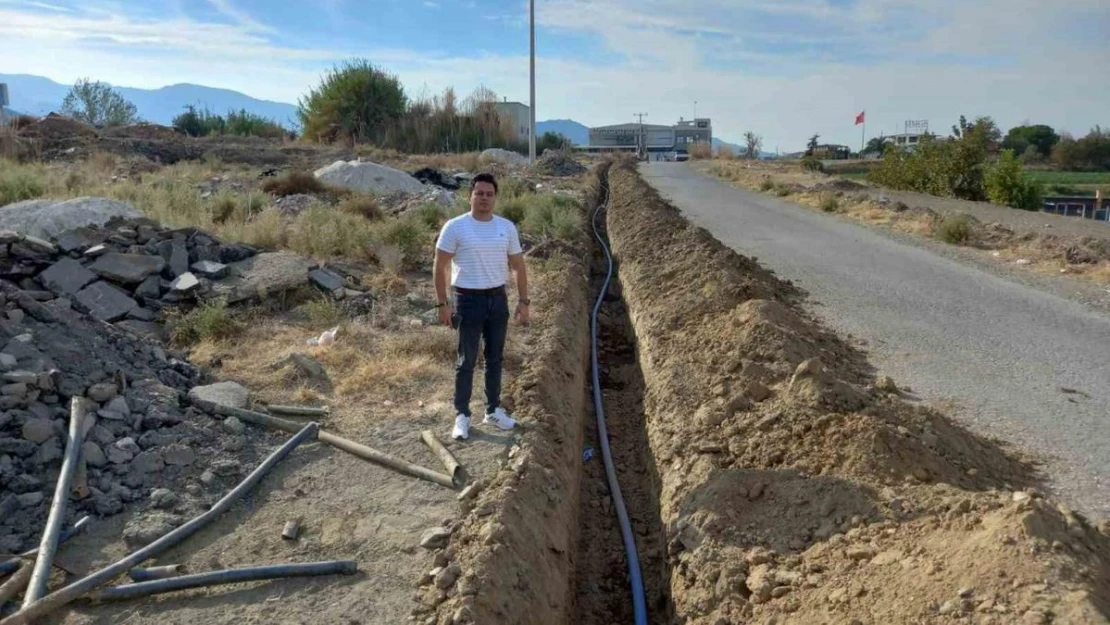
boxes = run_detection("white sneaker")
[452,414,470,440]
[482,407,517,431]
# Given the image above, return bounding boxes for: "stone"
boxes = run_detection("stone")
[88,382,119,402]
[200,470,216,486]
[149,488,178,509]
[420,527,452,550]
[313,159,428,196]
[83,441,107,467]
[875,375,899,393]
[37,257,98,296]
[84,244,108,257]
[130,450,164,474]
[17,491,44,507]
[115,320,163,340]
[8,473,43,493]
[21,418,54,443]
[206,251,315,305]
[170,272,199,293]
[846,546,877,561]
[211,459,240,477]
[0,437,36,457]
[433,563,461,589]
[134,275,162,300]
[188,381,250,410]
[162,444,196,466]
[104,395,130,417]
[156,239,190,278]
[88,253,166,284]
[309,268,345,293]
[1,382,28,396]
[771,586,792,598]
[0,353,17,371]
[127,307,157,322]
[191,260,228,279]
[108,440,137,464]
[122,512,183,548]
[75,281,138,321]
[56,226,109,253]
[222,416,246,435]
[5,370,38,385]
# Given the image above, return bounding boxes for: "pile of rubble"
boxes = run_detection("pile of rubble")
[531,150,587,177]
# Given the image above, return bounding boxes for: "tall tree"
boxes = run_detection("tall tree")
[805,133,820,156]
[1002,124,1060,158]
[60,78,139,127]
[743,131,763,159]
[297,59,407,143]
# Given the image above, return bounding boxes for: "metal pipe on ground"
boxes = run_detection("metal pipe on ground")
[127,565,185,582]
[264,405,330,418]
[198,402,455,489]
[0,422,319,625]
[420,430,461,484]
[23,398,92,607]
[0,517,91,578]
[0,564,33,606]
[87,560,358,603]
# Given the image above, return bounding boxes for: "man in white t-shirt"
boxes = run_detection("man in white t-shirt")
[434,173,530,440]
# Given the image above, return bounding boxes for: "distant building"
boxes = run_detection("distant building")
[584,117,712,157]
[494,100,531,143]
[883,132,932,149]
[810,144,851,159]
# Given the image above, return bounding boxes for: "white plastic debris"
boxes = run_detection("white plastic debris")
[1015,259,1032,265]
[306,326,339,346]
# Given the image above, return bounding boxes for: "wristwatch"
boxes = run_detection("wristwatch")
[519,298,531,305]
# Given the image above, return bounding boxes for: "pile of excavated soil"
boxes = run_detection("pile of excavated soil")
[531,151,587,177]
[603,160,1110,624]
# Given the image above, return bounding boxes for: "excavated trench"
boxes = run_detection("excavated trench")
[571,197,673,625]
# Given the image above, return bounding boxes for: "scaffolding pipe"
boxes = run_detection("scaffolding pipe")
[265,405,330,418]
[88,560,357,603]
[0,517,91,578]
[420,430,461,484]
[0,422,318,625]
[22,398,92,607]
[127,565,185,582]
[198,402,455,489]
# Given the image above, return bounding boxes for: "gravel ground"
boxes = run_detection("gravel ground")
[640,162,1110,520]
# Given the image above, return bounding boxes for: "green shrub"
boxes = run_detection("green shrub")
[338,194,382,221]
[775,187,792,197]
[985,150,1044,210]
[520,195,580,242]
[297,59,407,143]
[867,126,989,201]
[800,156,825,173]
[0,167,46,205]
[499,199,526,224]
[416,203,443,229]
[933,214,973,244]
[300,296,344,327]
[166,300,241,346]
[374,215,428,266]
[820,194,840,212]
[758,177,775,192]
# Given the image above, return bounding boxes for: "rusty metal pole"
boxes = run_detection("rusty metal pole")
[22,398,91,607]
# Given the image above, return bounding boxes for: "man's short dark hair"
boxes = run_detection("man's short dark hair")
[471,173,498,194]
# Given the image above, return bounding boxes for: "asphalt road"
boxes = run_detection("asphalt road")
[640,162,1110,520]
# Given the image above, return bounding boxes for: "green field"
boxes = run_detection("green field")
[1026,170,1110,185]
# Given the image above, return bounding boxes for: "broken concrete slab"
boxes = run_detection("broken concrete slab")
[74,280,138,322]
[313,159,427,196]
[169,272,199,293]
[56,226,109,254]
[187,381,250,410]
[309,268,345,294]
[191,260,228,279]
[37,257,98,296]
[156,239,189,278]
[0,197,142,240]
[134,275,162,300]
[89,253,166,284]
[206,251,316,304]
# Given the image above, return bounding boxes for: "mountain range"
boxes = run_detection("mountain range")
[2,74,765,155]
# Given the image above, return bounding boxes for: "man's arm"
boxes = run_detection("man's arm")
[509,253,529,301]
[434,248,453,304]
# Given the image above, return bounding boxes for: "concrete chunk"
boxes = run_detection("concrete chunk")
[187,381,250,410]
[89,253,166,284]
[170,272,199,292]
[309,268,345,293]
[191,260,228,279]
[37,257,98,296]
[75,281,138,321]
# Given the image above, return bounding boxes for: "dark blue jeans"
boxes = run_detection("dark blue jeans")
[453,288,510,418]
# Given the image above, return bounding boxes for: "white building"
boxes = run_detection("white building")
[494,100,530,143]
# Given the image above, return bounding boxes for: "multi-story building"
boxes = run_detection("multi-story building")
[585,117,712,157]
[494,100,531,144]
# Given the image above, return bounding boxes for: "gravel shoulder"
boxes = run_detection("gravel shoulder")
[642,161,1110,521]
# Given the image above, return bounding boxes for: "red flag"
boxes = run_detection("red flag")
[855,110,865,125]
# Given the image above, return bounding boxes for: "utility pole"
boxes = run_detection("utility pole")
[694,100,697,119]
[634,113,648,160]
[529,0,536,163]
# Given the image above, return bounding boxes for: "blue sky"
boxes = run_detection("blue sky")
[1,0,1108,150]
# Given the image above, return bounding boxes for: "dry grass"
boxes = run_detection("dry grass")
[338,194,382,221]
[261,171,328,197]
[689,141,713,160]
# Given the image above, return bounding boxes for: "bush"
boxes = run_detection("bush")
[820,194,840,212]
[985,150,1044,210]
[0,166,46,205]
[262,171,327,197]
[759,177,775,192]
[297,59,407,143]
[416,203,444,229]
[60,78,139,127]
[933,214,973,244]
[499,199,526,224]
[374,216,428,266]
[801,156,825,173]
[688,142,713,160]
[166,300,241,346]
[338,194,382,221]
[867,133,987,201]
[174,105,286,139]
[716,145,734,159]
[775,187,792,197]
[520,195,580,241]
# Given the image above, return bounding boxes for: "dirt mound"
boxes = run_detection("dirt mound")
[603,160,1110,624]
[101,123,182,142]
[813,179,867,192]
[532,151,587,177]
[16,114,97,141]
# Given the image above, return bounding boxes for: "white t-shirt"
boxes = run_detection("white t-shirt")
[436,213,523,289]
